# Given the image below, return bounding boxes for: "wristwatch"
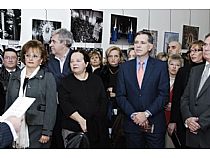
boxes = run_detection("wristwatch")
[144,111,150,118]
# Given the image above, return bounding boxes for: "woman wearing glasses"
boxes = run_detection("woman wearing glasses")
[4,40,57,148]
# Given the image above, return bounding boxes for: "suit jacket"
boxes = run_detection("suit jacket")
[5,68,57,137]
[0,66,20,115]
[0,122,13,148]
[0,82,5,115]
[45,50,72,89]
[181,63,210,148]
[116,57,169,133]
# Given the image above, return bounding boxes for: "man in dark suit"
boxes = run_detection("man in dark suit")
[181,33,210,148]
[116,31,170,148]
[0,48,20,115]
[0,116,21,148]
[46,28,73,148]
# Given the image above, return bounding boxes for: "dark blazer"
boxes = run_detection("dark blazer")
[116,57,170,134]
[0,122,13,148]
[0,82,5,115]
[181,63,210,148]
[0,66,20,115]
[45,50,72,89]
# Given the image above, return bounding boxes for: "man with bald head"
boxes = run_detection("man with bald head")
[168,41,182,55]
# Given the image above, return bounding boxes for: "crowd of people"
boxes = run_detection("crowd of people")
[1,28,210,149]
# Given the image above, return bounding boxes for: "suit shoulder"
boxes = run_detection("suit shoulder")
[150,57,167,66]
[191,63,205,71]
[120,60,135,67]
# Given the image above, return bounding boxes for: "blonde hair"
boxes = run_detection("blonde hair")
[104,46,124,65]
[156,52,168,61]
[168,53,184,67]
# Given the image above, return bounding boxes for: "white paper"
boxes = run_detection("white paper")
[0,97,36,121]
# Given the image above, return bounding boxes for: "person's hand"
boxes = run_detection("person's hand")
[39,135,50,144]
[167,123,176,136]
[165,102,171,111]
[132,112,147,126]
[6,116,22,133]
[185,117,200,133]
[140,120,149,128]
[107,87,115,97]
[78,118,87,132]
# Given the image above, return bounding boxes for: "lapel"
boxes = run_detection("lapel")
[196,64,208,98]
[62,50,71,75]
[197,65,210,98]
[141,57,155,90]
[132,59,139,89]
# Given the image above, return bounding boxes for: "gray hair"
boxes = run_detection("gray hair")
[52,28,74,47]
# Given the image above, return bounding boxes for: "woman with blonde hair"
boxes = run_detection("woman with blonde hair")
[100,46,125,148]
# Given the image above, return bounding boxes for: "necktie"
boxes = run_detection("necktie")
[197,64,210,96]
[137,61,145,88]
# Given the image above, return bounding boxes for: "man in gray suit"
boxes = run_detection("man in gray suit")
[181,33,210,148]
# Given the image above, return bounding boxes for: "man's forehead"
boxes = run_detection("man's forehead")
[169,42,178,46]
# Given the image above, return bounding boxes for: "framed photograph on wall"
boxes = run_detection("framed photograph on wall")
[182,25,199,49]
[110,14,137,45]
[163,32,179,53]
[71,9,103,44]
[143,29,158,58]
[0,9,21,40]
[32,19,61,53]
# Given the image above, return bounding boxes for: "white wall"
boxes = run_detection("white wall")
[2,9,210,56]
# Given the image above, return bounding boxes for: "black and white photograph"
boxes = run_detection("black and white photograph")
[0,9,21,40]
[110,14,137,45]
[163,32,179,53]
[182,25,199,49]
[32,19,61,53]
[143,29,158,57]
[71,9,103,43]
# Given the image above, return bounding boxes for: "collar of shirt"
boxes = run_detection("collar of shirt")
[55,50,69,62]
[55,50,69,73]
[6,68,16,73]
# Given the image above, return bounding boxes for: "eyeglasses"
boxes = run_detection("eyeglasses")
[203,43,210,47]
[4,56,17,60]
[25,54,41,59]
[190,49,203,53]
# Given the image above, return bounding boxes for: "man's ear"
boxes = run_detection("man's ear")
[149,43,153,51]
